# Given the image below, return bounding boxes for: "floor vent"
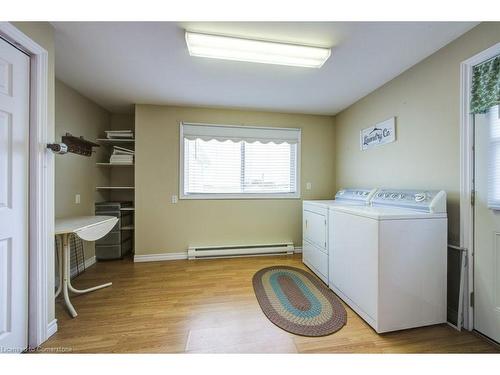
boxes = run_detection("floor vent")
[188,243,294,260]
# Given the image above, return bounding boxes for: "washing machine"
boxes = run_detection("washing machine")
[328,189,447,333]
[302,188,377,283]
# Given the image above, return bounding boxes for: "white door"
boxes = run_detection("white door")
[474,103,500,343]
[0,37,30,353]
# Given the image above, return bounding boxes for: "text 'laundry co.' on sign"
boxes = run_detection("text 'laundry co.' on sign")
[360,117,396,151]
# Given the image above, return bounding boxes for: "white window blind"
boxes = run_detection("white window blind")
[488,105,500,209]
[180,123,300,199]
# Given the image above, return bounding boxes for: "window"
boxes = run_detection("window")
[488,105,500,209]
[180,122,301,199]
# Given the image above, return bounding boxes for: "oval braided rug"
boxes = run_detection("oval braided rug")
[252,266,346,337]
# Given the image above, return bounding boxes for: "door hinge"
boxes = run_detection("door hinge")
[470,292,474,307]
[471,190,475,206]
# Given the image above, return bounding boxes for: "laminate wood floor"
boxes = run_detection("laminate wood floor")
[42,254,499,353]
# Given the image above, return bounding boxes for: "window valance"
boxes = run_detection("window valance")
[471,55,500,114]
[181,122,301,144]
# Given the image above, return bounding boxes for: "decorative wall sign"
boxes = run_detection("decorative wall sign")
[360,117,396,151]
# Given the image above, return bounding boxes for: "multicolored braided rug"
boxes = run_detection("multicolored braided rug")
[252,266,347,337]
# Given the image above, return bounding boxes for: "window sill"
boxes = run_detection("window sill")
[180,192,301,200]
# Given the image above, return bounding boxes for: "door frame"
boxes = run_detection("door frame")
[459,42,500,331]
[0,22,55,348]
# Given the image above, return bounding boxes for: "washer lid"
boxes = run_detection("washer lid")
[331,205,447,220]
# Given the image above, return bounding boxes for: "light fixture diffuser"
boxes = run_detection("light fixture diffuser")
[185,31,331,68]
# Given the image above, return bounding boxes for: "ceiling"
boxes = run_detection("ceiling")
[53,22,478,115]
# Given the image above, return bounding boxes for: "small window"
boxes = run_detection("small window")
[180,122,301,199]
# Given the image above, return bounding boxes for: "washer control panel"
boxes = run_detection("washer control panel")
[371,189,447,213]
[335,188,378,203]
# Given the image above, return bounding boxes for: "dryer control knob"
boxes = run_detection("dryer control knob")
[415,193,426,202]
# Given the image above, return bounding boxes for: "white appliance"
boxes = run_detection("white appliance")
[329,189,448,333]
[302,188,377,283]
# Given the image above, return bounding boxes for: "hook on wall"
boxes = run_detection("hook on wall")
[47,133,100,157]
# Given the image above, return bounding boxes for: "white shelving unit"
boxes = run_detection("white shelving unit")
[96,163,134,167]
[96,186,134,190]
[95,132,136,258]
[96,138,136,143]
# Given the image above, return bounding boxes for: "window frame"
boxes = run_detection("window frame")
[179,122,301,200]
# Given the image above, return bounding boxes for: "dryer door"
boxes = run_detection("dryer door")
[303,209,327,250]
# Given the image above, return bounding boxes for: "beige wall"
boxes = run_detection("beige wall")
[135,105,335,255]
[55,79,111,259]
[111,113,135,131]
[334,22,500,245]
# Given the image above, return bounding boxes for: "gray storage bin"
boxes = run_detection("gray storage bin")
[95,201,134,260]
[96,231,121,246]
[94,244,123,260]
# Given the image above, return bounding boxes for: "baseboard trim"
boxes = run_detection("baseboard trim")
[134,247,301,263]
[47,318,58,338]
[134,252,188,263]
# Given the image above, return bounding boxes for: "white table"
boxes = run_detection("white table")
[55,216,118,318]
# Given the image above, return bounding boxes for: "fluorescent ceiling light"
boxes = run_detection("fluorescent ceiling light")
[185,31,331,68]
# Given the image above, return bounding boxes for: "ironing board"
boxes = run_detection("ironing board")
[55,216,118,318]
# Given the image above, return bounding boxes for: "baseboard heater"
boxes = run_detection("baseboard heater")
[188,242,294,260]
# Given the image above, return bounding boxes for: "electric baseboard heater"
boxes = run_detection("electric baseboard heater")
[188,242,294,260]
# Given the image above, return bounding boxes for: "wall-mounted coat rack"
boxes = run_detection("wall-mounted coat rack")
[47,133,100,157]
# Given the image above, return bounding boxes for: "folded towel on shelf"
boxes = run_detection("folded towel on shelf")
[105,130,134,139]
